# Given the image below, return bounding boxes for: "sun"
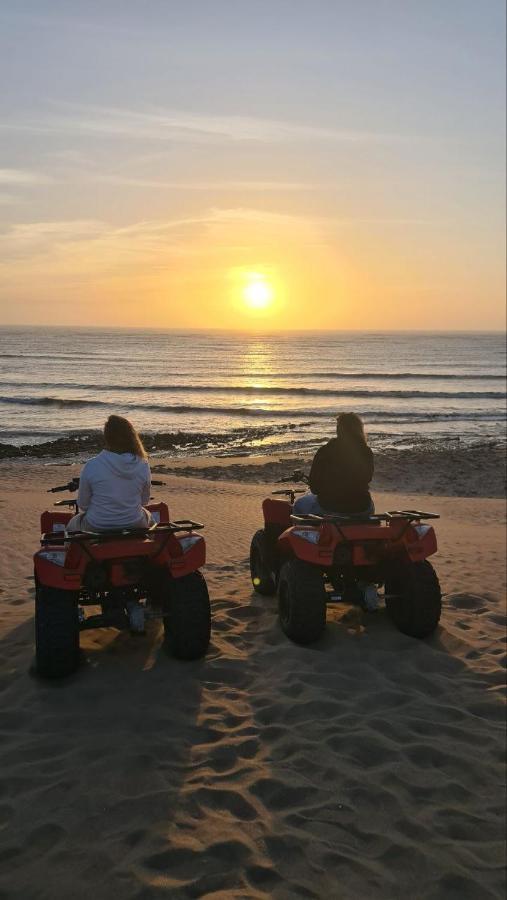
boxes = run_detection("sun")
[243,275,273,310]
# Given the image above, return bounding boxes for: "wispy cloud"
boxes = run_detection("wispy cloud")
[0,208,313,271]
[0,208,437,268]
[0,207,443,317]
[0,192,23,205]
[1,102,417,146]
[0,168,55,185]
[0,220,106,261]
[94,174,320,191]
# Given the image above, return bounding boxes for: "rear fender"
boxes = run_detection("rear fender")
[169,533,206,577]
[278,527,334,566]
[82,537,160,563]
[34,530,207,589]
[278,520,438,569]
[403,524,437,561]
[40,510,72,534]
[262,498,291,528]
[34,549,81,590]
[146,501,170,524]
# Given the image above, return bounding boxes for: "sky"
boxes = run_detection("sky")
[0,0,505,330]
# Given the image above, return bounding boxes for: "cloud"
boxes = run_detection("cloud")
[1,102,416,146]
[0,208,436,271]
[0,220,107,261]
[0,192,23,205]
[93,174,319,191]
[0,168,55,185]
[0,208,317,277]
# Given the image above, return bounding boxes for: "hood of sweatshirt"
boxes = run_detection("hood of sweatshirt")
[98,449,145,478]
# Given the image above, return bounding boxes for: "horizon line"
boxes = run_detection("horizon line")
[0,324,505,335]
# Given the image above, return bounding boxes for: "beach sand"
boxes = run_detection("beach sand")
[0,455,505,899]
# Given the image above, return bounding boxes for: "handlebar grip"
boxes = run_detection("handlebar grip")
[278,471,309,484]
[48,477,80,493]
[151,479,166,486]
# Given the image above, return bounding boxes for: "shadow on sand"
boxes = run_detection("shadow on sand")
[0,614,211,899]
[0,586,504,899]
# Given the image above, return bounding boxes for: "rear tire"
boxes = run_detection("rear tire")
[164,572,211,660]
[35,584,80,678]
[278,559,326,644]
[250,529,276,596]
[385,560,441,638]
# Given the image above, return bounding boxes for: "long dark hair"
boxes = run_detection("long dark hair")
[103,415,147,459]
[336,412,368,445]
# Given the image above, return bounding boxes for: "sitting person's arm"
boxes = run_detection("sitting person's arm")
[357,445,374,484]
[309,443,333,496]
[141,462,151,507]
[367,446,374,482]
[77,467,92,513]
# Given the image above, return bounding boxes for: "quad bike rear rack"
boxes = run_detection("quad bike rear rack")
[290,510,440,525]
[41,520,204,546]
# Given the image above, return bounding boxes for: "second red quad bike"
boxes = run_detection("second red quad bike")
[34,477,211,678]
[250,471,442,644]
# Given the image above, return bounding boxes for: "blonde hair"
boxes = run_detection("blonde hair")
[104,415,147,459]
[336,412,367,444]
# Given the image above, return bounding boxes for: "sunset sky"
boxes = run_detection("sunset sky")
[0,1,505,330]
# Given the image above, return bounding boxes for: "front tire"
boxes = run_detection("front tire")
[278,559,326,644]
[385,560,441,638]
[164,572,211,660]
[35,584,80,678]
[250,529,276,596]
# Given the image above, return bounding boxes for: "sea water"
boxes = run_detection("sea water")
[0,328,505,454]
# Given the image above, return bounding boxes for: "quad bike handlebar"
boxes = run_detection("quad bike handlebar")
[274,470,310,503]
[278,469,309,485]
[272,488,306,496]
[48,478,80,494]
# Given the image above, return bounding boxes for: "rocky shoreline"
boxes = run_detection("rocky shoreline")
[1,430,505,499]
[0,424,299,461]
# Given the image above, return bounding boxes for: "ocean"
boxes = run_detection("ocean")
[0,328,505,457]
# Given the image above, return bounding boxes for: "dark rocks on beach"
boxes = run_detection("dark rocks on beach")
[0,424,296,461]
[1,428,504,499]
[0,430,209,460]
[0,432,103,460]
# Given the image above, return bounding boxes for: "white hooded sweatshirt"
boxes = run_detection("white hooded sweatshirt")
[77,450,151,530]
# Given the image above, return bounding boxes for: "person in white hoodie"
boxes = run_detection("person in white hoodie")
[67,416,153,633]
[67,415,153,532]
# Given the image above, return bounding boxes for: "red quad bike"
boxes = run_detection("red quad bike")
[34,477,211,678]
[250,471,442,644]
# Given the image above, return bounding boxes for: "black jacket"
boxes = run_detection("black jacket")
[309,436,374,513]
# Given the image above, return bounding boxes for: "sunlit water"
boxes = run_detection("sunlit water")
[0,328,505,454]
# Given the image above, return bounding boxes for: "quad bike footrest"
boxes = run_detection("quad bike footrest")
[79,610,129,631]
[79,604,166,630]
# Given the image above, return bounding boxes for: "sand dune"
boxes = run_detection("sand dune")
[0,461,505,899]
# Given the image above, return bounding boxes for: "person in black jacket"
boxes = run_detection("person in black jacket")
[293,412,374,516]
